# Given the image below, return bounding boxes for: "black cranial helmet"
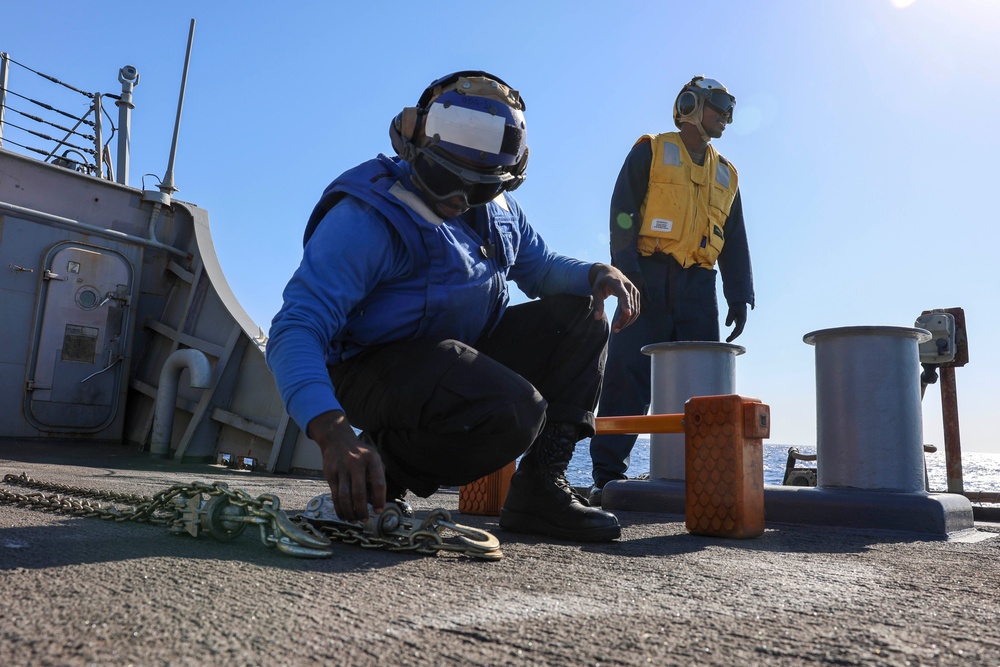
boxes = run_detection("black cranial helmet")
[389,71,529,209]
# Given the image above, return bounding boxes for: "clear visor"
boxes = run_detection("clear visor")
[425,100,520,167]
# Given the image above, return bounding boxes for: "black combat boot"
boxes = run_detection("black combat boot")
[499,422,621,541]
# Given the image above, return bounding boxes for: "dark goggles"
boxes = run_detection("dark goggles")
[412,149,510,208]
[704,89,736,117]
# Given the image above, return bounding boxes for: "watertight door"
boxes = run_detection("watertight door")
[26,243,134,432]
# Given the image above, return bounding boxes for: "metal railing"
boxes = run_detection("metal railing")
[0,51,137,185]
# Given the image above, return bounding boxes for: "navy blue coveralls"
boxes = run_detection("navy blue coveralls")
[589,140,755,489]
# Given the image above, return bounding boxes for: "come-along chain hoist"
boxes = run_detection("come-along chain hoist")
[0,473,502,560]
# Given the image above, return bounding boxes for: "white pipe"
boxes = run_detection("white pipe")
[150,349,211,457]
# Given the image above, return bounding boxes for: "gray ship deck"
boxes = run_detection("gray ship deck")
[2,440,998,667]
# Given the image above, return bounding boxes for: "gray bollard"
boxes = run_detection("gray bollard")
[803,326,930,492]
[641,342,745,480]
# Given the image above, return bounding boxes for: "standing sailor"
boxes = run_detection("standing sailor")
[589,76,755,505]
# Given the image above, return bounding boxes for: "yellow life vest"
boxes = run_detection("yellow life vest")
[636,132,738,268]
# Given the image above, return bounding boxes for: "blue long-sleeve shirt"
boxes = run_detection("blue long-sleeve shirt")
[266,157,593,432]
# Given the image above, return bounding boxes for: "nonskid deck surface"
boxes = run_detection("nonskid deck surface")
[2,440,999,667]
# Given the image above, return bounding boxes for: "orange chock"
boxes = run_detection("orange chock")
[459,461,516,516]
[684,394,769,538]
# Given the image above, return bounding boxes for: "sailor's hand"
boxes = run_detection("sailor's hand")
[307,410,386,521]
[725,301,748,342]
[624,271,649,304]
[589,263,641,333]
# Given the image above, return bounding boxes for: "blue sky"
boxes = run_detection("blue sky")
[4,0,1000,455]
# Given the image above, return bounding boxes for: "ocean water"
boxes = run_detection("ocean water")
[566,437,1000,493]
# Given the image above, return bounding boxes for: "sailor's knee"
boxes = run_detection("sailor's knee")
[491,389,546,458]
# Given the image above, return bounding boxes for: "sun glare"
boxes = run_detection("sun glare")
[890,0,917,8]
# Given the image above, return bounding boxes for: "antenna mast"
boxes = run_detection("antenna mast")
[159,18,196,198]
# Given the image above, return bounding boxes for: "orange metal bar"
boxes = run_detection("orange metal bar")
[594,413,684,435]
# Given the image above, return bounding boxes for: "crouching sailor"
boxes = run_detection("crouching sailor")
[267,71,640,542]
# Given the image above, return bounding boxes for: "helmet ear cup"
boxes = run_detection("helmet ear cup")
[676,91,698,117]
[389,106,422,162]
[673,88,705,129]
[505,146,529,192]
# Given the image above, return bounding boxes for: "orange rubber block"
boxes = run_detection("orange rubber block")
[459,461,516,516]
[684,395,769,538]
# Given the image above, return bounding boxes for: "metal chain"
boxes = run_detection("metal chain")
[291,507,504,561]
[1,472,202,524]
[1,473,502,560]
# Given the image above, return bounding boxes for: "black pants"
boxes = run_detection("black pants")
[329,295,609,496]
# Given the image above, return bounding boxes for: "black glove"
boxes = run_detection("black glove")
[725,302,747,342]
